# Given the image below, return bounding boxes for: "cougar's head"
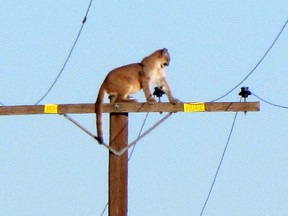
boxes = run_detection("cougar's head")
[160,48,170,67]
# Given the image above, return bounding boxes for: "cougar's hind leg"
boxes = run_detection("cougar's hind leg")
[109,95,118,103]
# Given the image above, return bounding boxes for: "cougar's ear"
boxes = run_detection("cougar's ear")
[161,48,168,56]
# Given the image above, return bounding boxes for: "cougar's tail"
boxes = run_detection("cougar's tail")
[95,86,105,144]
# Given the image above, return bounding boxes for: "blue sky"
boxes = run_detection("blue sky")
[1,1,288,215]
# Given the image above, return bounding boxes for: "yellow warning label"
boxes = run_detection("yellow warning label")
[183,102,205,112]
[44,104,58,114]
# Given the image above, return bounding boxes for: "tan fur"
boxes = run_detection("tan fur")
[95,48,179,144]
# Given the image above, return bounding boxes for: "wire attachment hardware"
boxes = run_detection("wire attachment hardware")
[239,86,251,115]
[238,86,251,102]
[153,87,165,102]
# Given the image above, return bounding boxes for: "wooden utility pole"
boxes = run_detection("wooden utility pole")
[109,112,128,216]
[0,101,260,216]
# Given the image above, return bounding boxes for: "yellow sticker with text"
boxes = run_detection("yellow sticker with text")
[44,104,58,114]
[183,102,205,112]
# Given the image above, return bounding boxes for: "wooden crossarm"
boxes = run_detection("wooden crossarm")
[0,101,260,115]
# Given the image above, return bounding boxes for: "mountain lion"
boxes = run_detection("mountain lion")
[95,48,180,144]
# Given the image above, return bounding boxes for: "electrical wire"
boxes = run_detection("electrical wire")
[128,112,150,161]
[34,0,94,105]
[200,111,239,216]
[252,92,288,109]
[211,18,288,102]
[100,203,108,216]
[120,112,173,156]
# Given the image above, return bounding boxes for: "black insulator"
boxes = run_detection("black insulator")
[153,87,165,98]
[239,86,251,98]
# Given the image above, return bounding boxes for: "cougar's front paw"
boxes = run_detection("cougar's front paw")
[147,98,157,104]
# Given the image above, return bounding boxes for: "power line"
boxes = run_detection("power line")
[100,203,108,216]
[34,0,94,105]
[128,112,150,161]
[211,18,288,102]
[200,111,239,216]
[252,92,288,109]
